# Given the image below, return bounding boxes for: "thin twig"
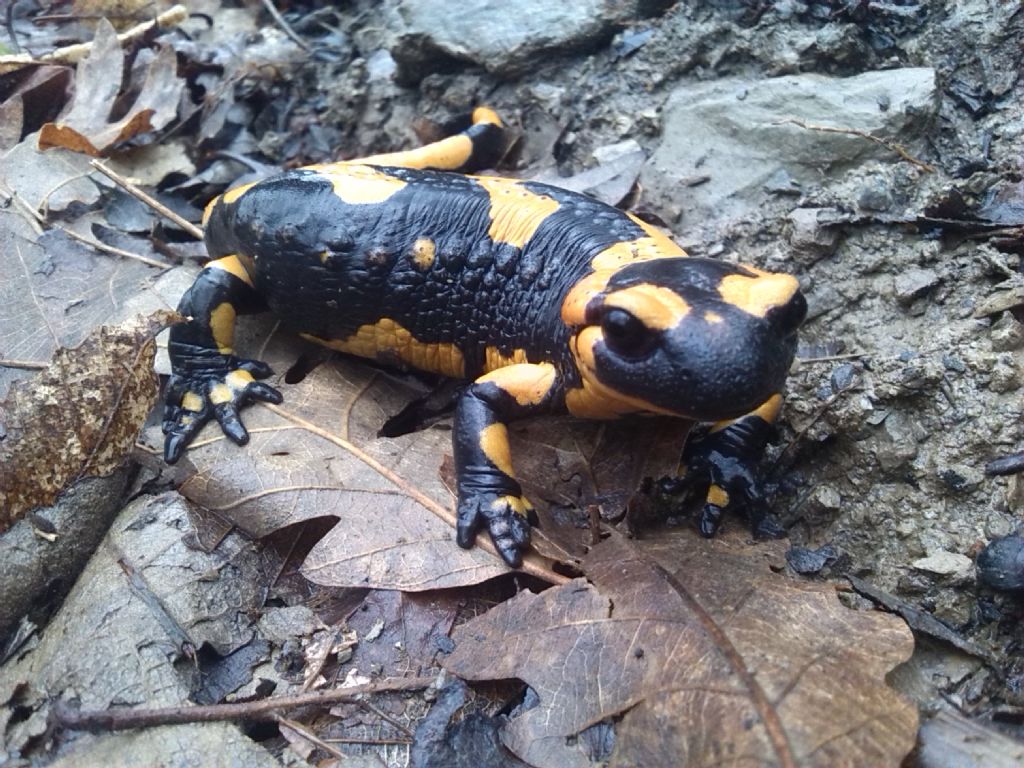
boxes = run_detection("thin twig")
[777,118,936,173]
[797,352,866,364]
[358,699,415,738]
[277,716,347,759]
[34,5,189,65]
[258,0,311,51]
[54,676,435,732]
[0,359,47,370]
[6,191,45,235]
[7,172,169,268]
[324,736,413,745]
[57,224,172,270]
[90,160,204,240]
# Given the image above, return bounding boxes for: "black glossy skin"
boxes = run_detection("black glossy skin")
[163,112,807,567]
[203,170,646,379]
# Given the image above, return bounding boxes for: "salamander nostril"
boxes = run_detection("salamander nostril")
[767,290,807,334]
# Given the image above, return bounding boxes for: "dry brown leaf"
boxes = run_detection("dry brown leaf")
[510,416,690,556]
[0,310,177,533]
[37,19,183,156]
[444,530,917,768]
[0,64,72,151]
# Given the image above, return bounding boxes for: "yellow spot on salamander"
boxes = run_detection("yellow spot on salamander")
[353,108,501,171]
[707,484,730,508]
[483,346,529,373]
[479,423,515,478]
[209,302,237,354]
[222,181,258,205]
[561,270,616,325]
[708,393,784,434]
[475,177,560,249]
[360,135,475,172]
[754,393,784,423]
[208,383,233,405]
[590,235,685,270]
[301,319,466,379]
[208,255,254,288]
[182,392,204,412]
[491,494,533,518]
[203,181,258,227]
[410,238,436,270]
[471,107,503,127]
[306,164,409,204]
[719,271,801,318]
[603,283,690,331]
[704,311,724,324]
[225,369,255,391]
[477,363,557,407]
[627,213,687,255]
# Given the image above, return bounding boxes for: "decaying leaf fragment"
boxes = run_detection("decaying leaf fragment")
[445,531,918,768]
[0,310,177,533]
[37,19,184,156]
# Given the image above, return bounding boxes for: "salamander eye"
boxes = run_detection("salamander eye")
[601,308,656,357]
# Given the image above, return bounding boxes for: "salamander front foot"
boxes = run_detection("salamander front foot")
[163,357,282,463]
[678,405,786,540]
[456,492,534,567]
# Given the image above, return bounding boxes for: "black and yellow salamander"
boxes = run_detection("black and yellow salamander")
[163,108,807,567]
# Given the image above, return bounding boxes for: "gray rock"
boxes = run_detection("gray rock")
[894,268,941,305]
[857,178,894,212]
[393,0,636,78]
[787,207,842,255]
[912,551,974,578]
[644,68,937,230]
[990,312,1024,351]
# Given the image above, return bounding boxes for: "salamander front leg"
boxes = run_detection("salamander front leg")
[453,364,558,567]
[163,256,282,463]
[680,394,785,538]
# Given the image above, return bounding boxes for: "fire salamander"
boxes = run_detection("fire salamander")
[164,109,807,567]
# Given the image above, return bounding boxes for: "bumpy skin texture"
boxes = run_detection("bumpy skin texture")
[164,111,807,567]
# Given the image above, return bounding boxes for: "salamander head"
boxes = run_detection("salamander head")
[562,258,806,421]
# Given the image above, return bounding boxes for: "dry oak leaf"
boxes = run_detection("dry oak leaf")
[445,531,917,768]
[0,64,72,151]
[37,18,183,156]
[173,352,566,591]
[0,310,177,533]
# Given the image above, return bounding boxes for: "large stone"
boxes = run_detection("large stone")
[644,68,938,230]
[393,0,636,78]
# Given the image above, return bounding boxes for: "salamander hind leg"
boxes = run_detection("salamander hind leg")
[357,107,509,173]
[163,256,282,463]
[453,364,558,567]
